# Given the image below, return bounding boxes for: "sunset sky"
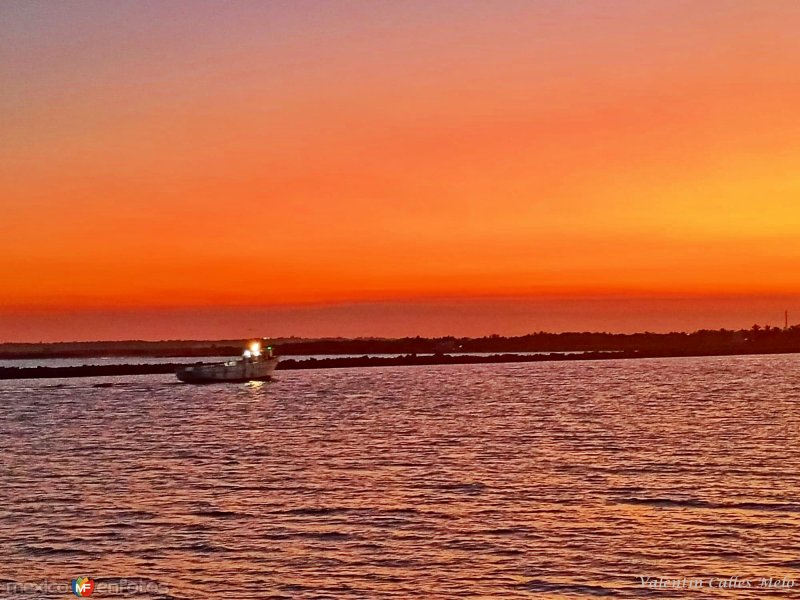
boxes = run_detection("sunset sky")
[2,1,800,341]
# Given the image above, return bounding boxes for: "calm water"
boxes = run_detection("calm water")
[0,351,590,370]
[1,355,799,598]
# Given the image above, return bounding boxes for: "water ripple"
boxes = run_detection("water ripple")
[1,355,800,597]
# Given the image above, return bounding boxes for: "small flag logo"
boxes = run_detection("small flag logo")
[71,577,95,597]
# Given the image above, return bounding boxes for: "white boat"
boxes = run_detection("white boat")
[176,341,278,383]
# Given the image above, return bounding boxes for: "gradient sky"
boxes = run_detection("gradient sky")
[2,0,800,341]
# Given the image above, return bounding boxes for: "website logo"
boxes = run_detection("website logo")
[71,577,95,597]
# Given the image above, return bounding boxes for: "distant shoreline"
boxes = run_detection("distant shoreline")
[1,348,798,380]
[2,326,800,361]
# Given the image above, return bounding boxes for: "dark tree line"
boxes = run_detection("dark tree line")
[3,326,800,359]
[275,326,800,356]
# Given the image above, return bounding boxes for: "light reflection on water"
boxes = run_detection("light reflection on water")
[1,355,799,598]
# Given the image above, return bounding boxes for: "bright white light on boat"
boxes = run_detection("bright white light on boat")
[243,349,252,358]
[249,341,262,357]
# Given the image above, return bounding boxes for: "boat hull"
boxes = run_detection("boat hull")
[176,357,279,383]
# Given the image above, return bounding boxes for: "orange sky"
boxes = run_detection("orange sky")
[2,1,800,340]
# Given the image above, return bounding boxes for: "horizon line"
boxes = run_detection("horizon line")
[2,324,797,347]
